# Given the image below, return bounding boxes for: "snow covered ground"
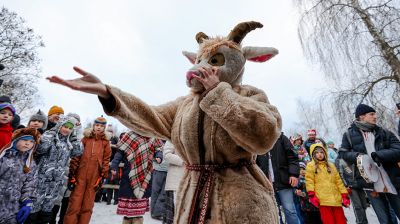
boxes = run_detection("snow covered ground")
[89,201,379,224]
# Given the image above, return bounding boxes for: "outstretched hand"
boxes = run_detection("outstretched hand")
[46,66,110,99]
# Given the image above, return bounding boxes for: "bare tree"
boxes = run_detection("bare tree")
[295,0,400,133]
[0,7,44,116]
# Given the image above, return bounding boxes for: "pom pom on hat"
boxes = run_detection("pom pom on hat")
[307,129,316,135]
[94,115,107,125]
[355,104,376,118]
[0,102,16,116]
[48,105,64,116]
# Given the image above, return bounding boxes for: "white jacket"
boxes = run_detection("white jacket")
[163,141,184,191]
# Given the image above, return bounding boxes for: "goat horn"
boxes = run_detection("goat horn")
[195,32,209,44]
[227,21,263,44]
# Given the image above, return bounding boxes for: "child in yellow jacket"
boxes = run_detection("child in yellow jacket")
[305,143,350,224]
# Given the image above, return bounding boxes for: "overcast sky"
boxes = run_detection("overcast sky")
[2,0,326,134]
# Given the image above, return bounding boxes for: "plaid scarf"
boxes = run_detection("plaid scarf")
[116,131,164,199]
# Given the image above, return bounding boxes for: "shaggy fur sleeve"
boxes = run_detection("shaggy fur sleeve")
[199,82,282,154]
[99,85,185,139]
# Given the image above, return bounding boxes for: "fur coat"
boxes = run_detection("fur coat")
[99,81,282,224]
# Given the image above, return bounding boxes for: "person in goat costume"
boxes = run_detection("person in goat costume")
[48,21,282,224]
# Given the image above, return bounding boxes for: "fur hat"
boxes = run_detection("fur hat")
[94,116,107,125]
[48,105,64,116]
[0,128,41,173]
[0,102,16,116]
[355,104,376,118]
[29,110,48,129]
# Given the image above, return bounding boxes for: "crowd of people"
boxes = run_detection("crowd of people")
[256,104,400,224]
[1,96,400,224]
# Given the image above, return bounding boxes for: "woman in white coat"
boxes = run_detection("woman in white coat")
[163,141,184,224]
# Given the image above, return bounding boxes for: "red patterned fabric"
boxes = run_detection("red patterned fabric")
[116,197,150,217]
[116,131,164,198]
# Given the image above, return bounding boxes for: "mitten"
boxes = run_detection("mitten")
[94,176,103,192]
[371,152,381,166]
[16,199,32,224]
[342,194,351,207]
[308,191,320,208]
[68,176,77,191]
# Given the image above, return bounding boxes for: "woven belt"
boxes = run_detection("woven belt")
[186,161,255,224]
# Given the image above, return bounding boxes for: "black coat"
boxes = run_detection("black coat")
[339,123,400,189]
[256,133,299,191]
[110,150,151,199]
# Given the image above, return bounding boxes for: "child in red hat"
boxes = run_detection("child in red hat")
[0,102,16,149]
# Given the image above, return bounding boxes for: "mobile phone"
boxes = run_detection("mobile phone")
[397,103,400,110]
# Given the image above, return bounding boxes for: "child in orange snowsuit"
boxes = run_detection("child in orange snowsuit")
[305,143,350,224]
[64,116,112,224]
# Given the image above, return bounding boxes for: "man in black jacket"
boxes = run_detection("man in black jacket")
[257,132,300,224]
[339,104,400,224]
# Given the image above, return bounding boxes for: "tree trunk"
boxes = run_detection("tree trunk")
[351,0,400,84]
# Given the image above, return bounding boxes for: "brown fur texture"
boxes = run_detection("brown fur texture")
[99,81,282,223]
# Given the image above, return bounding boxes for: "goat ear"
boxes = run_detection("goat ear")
[182,51,197,64]
[242,47,278,63]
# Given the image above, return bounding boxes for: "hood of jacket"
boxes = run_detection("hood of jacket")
[310,143,328,163]
[83,128,110,140]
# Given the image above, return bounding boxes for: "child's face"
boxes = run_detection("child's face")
[16,139,35,152]
[49,113,62,123]
[314,150,325,161]
[93,123,105,134]
[328,143,334,148]
[60,125,73,136]
[0,109,14,124]
[300,169,306,177]
[28,120,44,129]
[294,139,302,146]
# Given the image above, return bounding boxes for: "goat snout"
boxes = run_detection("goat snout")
[186,71,203,82]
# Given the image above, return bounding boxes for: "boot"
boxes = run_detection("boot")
[122,217,133,224]
[132,217,144,224]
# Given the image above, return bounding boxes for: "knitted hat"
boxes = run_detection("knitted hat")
[0,102,16,116]
[48,105,64,116]
[67,112,81,122]
[292,133,303,141]
[326,140,334,145]
[0,128,41,173]
[355,104,376,118]
[307,129,316,135]
[94,116,107,125]
[29,110,48,129]
[0,95,11,103]
[299,161,306,169]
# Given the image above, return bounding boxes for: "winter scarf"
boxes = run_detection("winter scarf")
[354,120,376,132]
[116,131,164,199]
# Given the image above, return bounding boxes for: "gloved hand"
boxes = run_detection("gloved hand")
[371,152,382,166]
[308,191,320,208]
[16,199,32,224]
[347,187,352,195]
[342,194,351,207]
[68,176,77,191]
[94,176,103,192]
